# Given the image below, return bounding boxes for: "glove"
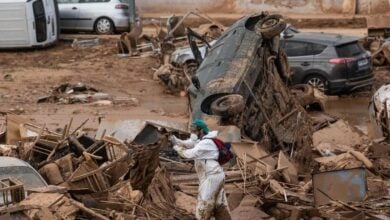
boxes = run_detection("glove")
[169,135,177,144]
[173,145,183,152]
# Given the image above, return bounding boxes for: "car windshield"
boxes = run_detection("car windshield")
[0,166,46,190]
[336,42,364,57]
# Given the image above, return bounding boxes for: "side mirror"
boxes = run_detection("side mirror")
[191,75,201,90]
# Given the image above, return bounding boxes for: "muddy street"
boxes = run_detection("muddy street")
[0,39,189,131]
[324,96,370,132]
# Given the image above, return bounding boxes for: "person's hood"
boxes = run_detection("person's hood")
[202,130,218,139]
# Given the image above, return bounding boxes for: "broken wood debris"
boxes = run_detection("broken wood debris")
[0,113,389,219]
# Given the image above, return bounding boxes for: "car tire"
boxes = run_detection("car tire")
[183,61,199,77]
[210,94,245,117]
[95,18,114,35]
[304,75,327,93]
[255,14,287,39]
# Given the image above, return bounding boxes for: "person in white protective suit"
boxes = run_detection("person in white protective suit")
[172,119,231,220]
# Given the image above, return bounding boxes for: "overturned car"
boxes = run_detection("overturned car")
[188,13,313,156]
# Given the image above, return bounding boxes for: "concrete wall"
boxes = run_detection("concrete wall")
[137,0,390,14]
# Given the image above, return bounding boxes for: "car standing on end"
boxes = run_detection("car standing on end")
[58,0,136,34]
[282,32,374,94]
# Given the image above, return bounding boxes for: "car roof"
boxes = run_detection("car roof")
[285,32,360,46]
[0,156,31,168]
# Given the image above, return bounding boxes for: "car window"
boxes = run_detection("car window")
[0,166,46,190]
[119,0,129,2]
[284,41,313,57]
[57,0,79,3]
[312,43,327,55]
[336,42,364,57]
[79,0,110,2]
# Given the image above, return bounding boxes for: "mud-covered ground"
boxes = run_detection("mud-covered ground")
[0,39,188,131]
[1,26,390,133]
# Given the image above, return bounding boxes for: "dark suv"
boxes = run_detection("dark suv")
[282,32,374,94]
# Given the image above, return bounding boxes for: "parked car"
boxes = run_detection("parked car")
[58,0,136,34]
[282,32,374,94]
[0,0,59,49]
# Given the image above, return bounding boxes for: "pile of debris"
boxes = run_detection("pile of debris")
[37,83,111,105]
[116,11,225,94]
[0,115,194,219]
[36,82,139,107]
[0,112,389,219]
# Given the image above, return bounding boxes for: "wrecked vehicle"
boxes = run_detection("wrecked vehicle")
[172,24,298,78]
[188,13,313,156]
[0,0,59,49]
[171,40,216,76]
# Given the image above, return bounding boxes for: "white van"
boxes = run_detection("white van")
[0,0,59,49]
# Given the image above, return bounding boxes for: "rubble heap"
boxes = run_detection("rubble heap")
[1,113,388,219]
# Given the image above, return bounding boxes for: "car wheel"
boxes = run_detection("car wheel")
[210,94,245,117]
[183,61,199,77]
[255,14,287,39]
[95,18,114,35]
[305,75,327,93]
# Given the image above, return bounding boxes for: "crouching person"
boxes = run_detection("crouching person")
[172,119,231,220]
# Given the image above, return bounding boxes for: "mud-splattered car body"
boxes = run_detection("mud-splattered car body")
[188,14,313,152]
[188,15,264,119]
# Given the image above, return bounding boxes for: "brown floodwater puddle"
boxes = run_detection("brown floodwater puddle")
[323,96,370,134]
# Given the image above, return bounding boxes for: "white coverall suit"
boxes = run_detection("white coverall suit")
[174,131,231,220]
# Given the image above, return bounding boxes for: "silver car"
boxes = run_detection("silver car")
[58,0,132,34]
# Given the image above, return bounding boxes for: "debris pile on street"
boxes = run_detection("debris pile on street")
[116,11,225,94]
[364,15,390,66]
[0,114,195,219]
[1,109,388,219]
[37,83,111,104]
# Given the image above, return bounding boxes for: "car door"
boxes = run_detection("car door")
[77,0,108,31]
[282,40,314,84]
[57,0,80,29]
